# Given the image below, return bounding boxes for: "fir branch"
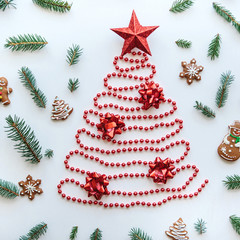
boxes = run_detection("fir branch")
[0,0,16,11]
[66,44,83,66]
[5,115,43,164]
[194,219,207,234]
[90,228,102,240]
[69,226,78,240]
[129,228,152,240]
[170,0,194,13]
[44,149,54,158]
[207,34,221,60]
[18,67,47,108]
[223,175,240,190]
[215,71,234,108]
[213,3,240,33]
[175,39,192,48]
[0,179,20,199]
[68,78,80,92]
[230,215,240,235]
[194,101,216,118]
[33,0,72,13]
[19,222,48,240]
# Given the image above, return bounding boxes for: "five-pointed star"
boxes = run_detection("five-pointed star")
[111,10,159,56]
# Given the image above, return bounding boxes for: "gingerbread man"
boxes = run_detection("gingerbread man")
[0,77,12,105]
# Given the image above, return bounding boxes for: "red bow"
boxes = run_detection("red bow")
[84,172,110,200]
[138,81,165,110]
[149,157,175,184]
[96,112,125,139]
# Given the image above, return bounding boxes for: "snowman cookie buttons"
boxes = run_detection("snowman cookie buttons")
[218,121,240,161]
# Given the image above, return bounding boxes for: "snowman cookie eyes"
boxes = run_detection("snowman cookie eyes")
[232,128,240,136]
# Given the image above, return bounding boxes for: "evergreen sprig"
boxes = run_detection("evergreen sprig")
[194,101,216,118]
[18,67,47,108]
[5,34,48,52]
[223,175,240,190]
[5,115,43,164]
[44,149,54,159]
[66,44,83,66]
[0,179,20,199]
[69,226,78,240]
[194,219,207,234]
[68,78,80,92]
[208,34,221,60]
[230,215,240,235]
[0,0,16,11]
[170,0,194,13]
[90,228,102,240]
[215,71,234,108]
[33,0,72,13]
[129,228,152,240]
[19,222,48,240]
[175,39,192,48]
[213,3,240,33]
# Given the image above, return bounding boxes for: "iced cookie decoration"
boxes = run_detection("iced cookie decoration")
[19,175,43,200]
[179,58,204,85]
[0,77,12,105]
[218,121,240,161]
[51,96,73,120]
[166,218,189,240]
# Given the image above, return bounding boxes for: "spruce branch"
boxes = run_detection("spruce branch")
[33,0,72,13]
[175,39,192,48]
[0,179,20,199]
[223,175,240,190]
[19,222,48,240]
[194,219,207,234]
[207,34,221,60]
[44,149,54,159]
[230,215,240,235]
[66,44,83,66]
[68,78,80,92]
[215,71,234,108]
[5,34,48,52]
[129,228,152,240]
[194,101,216,118]
[90,228,102,240]
[0,0,16,11]
[18,67,47,108]
[170,0,194,13]
[69,226,78,240]
[5,115,43,164]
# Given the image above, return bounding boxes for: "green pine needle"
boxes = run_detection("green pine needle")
[5,115,43,164]
[194,101,216,118]
[207,34,221,60]
[70,226,78,240]
[5,34,48,52]
[194,219,207,234]
[230,215,240,235]
[66,44,83,66]
[33,0,72,13]
[68,78,80,92]
[18,67,47,108]
[90,228,102,240]
[19,222,48,240]
[223,175,240,190]
[44,149,54,159]
[213,3,240,33]
[170,0,194,13]
[129,228,152,240]
[175,39,192,48]
[0,179,20,199]
[215,71,234,108]
[0,0,16,11]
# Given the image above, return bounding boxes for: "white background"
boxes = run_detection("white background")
[1,0,240,239]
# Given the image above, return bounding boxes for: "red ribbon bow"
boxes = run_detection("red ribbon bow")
[84,172,110,200]
[138,81,165,110]
[96,112,125,139]
[149,157,175,184]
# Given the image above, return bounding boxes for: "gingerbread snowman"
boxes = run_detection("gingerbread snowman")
[0,77,12,105]
[218,121,240,161]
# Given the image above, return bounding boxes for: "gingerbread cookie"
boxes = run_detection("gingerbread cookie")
[0,77,12,105]
[19,175,43,200]
[179,58,204,85]
[166,218,189,240]
[51,96,73,120]
[218,121,240,161]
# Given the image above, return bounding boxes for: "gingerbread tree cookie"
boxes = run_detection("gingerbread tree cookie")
[0,77,12,105]
[166,218,189,240]
[51,96,73,120]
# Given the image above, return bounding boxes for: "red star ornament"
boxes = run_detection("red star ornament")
[111,10,159,56]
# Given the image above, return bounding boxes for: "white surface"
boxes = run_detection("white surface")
[1,0,240,239]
